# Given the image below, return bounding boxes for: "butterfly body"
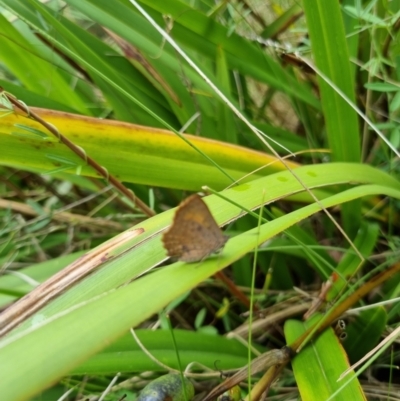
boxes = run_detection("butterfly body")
[162,195,228,262]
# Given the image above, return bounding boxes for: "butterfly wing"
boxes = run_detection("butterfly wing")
[162,195,228,262]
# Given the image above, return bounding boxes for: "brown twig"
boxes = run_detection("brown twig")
[202,263,400,401]
[0,198,124,231]
[201,348,292,401]
[214,271,258,312]
[245,363,285,401]
[1,89,155,217]
[290,262,400,352]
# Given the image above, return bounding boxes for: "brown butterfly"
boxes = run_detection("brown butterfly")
[162,195,229,263]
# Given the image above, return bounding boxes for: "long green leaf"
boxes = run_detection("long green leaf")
[302,0,361,236]
[1,181,400,400]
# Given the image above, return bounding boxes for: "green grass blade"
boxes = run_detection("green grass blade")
[303,0,361,236]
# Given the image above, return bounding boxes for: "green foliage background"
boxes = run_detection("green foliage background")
[0,1,400,400]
